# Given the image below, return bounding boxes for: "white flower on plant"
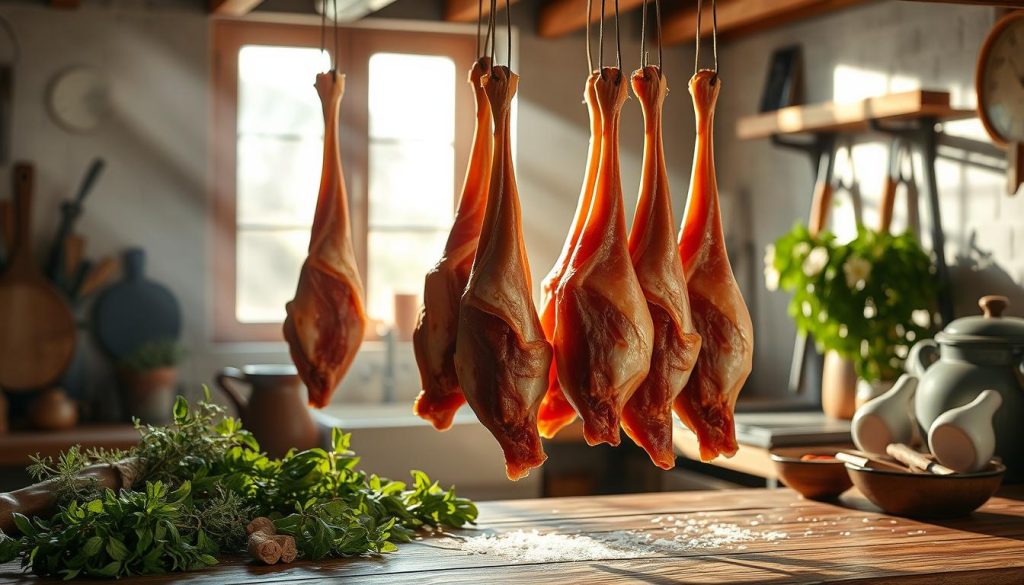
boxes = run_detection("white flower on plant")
[763,245,780,291]
[764,266,780,291]
[864,303,877,319]
[843,255,872,289]
[802,246,829,277]
[912,309,932,328]
[793,242,811,258]
[763,244,776,269]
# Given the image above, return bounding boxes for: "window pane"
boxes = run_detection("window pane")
[369,53,456,142]
[237,134,322,226]
[369,141,455,228]
[238,46,328,137]
[367,230,449,324]
[236,229,308,323]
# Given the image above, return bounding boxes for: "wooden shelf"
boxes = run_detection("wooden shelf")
[736,90,975,140]
[0,424,140,467]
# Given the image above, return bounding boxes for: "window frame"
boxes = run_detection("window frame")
[210,20,476,342]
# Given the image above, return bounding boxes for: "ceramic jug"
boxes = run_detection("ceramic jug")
[215,364,320,458]
[851,374,917,455]
[909,295,1024,481]
[928,389,1002,473]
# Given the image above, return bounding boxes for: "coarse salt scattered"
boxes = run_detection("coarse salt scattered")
[456,520,789,563]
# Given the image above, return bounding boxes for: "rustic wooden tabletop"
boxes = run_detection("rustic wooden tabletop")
[2,487,1023,584]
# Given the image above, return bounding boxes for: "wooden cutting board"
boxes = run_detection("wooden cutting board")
[92,248,181,360]
[0,164,77,391]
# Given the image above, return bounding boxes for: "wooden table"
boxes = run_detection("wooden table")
[3,488,1023,583]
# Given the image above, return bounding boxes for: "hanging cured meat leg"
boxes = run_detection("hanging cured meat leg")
[537,72,601,439]
[673,71,754,460]
[284,71,367,408]
[454,66,552,481]
[412,57,493,431]
[623,66,702,470]
[554,68,654,447]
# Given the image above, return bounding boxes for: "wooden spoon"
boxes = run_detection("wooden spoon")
[0,164,77,391]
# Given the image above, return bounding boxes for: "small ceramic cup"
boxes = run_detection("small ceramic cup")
[928,389,1002,473]
[852,374,918,455]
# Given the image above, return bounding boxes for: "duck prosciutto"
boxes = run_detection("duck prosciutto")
[454,66,552,481]
[412,57,493,431]
[284,71,367,408]
[536,72,601,439]
[553,68,654,447]
[673,71,754,460]
[623,65,702,470]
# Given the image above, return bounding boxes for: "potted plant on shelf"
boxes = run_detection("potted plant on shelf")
[117,339,187,424]
[765,224,939,418]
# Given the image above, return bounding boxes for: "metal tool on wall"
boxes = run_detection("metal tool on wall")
[46,157,104,295]
[879,138,921,237]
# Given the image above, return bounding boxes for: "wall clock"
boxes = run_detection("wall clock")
[47,66,110,134]
[976,10,1024,195]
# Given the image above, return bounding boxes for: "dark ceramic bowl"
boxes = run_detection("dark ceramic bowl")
[846,460,1005,518]
[770,447,853,500]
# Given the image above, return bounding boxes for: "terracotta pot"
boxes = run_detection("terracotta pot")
[821,350,857,420]
[215,365,320,458]
[119,367,179,425]
[28,388,78,431]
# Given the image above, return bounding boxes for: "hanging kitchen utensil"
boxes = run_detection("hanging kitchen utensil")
[92,248,181,360]
[46,157,104,292]
[0,163,77,391]
[77,255,118,299]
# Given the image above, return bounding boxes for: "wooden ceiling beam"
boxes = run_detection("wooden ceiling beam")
[445,0,521,22]
[538,0,646,38]
[661,0,874,46]
[209,0,265,16]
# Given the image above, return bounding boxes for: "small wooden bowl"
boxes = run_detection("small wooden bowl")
[770,447,853,500]
[846,460,1005,518]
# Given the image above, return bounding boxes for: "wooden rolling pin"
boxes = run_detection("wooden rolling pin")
[886,443,955,475]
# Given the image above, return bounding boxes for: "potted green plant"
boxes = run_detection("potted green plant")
[117,339,188,424]
[765,224,939,417]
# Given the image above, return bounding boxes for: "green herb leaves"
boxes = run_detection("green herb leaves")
[2,395,478,579]
[6,481,218,580]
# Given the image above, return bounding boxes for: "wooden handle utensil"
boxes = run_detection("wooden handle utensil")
[836,451,913,473]
[887,443,956,475]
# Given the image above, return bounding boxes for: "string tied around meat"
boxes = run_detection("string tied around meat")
[319,0,341,71]
[640,0,663,73]
[694,0,719,84]
[486,0,513,75]
[596,0,622,83]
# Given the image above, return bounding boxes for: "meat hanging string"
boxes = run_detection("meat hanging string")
[693,0,718,77]
[673,0,754,460]
[283,1,367,408]
[622,0,701,469]
[552,0,655,447]
[412,0,495,429]
[455,0,553,480]
[537,0,601,438]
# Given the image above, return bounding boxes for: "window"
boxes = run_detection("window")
[212,21,476,341]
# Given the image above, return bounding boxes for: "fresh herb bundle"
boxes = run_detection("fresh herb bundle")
[0,393,477,579]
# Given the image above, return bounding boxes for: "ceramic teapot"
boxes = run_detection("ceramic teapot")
[215,364,321,458]
[908,295,1024,481]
